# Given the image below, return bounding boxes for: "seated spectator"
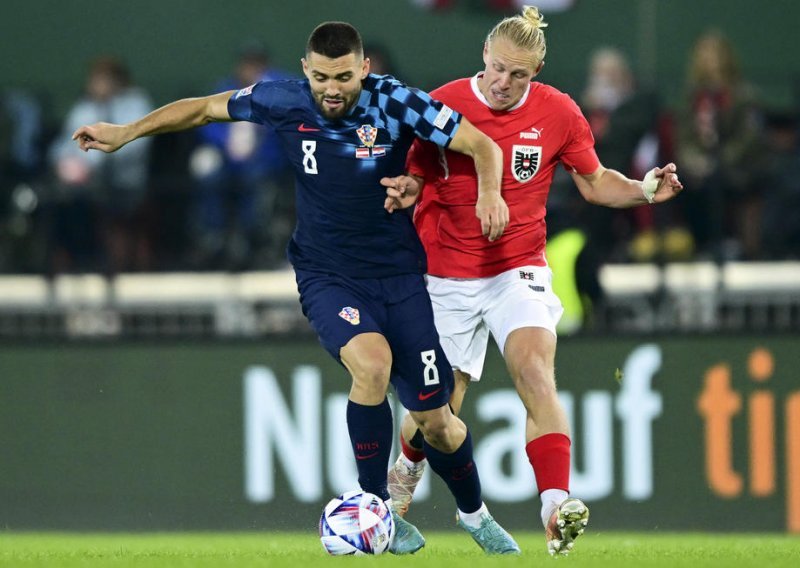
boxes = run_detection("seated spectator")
[676,29,766,260]
[581,47,662,262]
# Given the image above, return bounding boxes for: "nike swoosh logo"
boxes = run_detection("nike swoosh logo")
[418,387,443,401]
[355,452,379,460]
[297,123,320,132]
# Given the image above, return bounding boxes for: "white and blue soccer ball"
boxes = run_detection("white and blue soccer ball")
[319,490,395,555]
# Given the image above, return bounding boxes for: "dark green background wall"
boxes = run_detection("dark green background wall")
[2,0,797,117]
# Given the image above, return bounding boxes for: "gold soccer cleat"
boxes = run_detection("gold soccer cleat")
[545,497,589,556]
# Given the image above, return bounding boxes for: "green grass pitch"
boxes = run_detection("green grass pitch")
[1,532,798,567]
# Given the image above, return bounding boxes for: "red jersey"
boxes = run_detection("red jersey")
[408,75,600,278]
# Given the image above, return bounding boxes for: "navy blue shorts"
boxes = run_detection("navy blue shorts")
[295,269,453,411]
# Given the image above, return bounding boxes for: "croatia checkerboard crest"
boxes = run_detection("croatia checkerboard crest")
[356,125,378,148]
[338,306,361,325]
[511,144,541,183]
[355,125,386,158]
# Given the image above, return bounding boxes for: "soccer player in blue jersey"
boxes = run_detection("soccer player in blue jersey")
[73,22,518,555]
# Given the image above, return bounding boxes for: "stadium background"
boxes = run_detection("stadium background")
[2,0,797,114]
[1,0,799,536]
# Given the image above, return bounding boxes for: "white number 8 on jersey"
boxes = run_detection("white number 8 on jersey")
[302,140,318,174]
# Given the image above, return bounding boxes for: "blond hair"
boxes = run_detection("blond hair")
[486,5,548,65]
[687,29,741,89]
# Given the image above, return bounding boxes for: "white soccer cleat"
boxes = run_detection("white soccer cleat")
[386,454,425,518]
[545,497,589,556]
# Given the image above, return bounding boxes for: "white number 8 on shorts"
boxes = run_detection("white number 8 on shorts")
[420,349,440,386]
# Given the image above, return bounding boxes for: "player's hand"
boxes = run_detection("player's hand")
[71,123,129,153]
[643,163,684,204]
[476,191,509,241]
[382,175,423,213]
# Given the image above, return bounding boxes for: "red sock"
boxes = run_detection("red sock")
[400,433,426,463]
[526,433,571,492]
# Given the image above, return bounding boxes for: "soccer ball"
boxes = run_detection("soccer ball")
[319,490,395,555]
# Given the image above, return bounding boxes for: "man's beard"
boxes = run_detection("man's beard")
[315,93,354,119]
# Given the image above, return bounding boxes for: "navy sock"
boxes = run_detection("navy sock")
[409,428,425,450]
[423,431,482,513]
[346,398,393,501]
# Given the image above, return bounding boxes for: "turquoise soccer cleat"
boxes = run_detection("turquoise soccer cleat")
[456,511,521,555]
[388,509,425,555]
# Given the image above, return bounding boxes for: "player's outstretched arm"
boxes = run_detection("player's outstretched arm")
[72,90,236,153]
[447,117,508,241]
[570,163,684,208]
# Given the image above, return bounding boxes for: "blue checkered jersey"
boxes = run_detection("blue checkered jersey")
[227,74,462,277]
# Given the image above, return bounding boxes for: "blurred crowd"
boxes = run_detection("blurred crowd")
[1,30,798,276]
[548,30,800,267]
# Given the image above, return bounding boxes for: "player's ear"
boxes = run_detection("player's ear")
[533,60,545,77]
[301,57,310,77]
[361,56,370,79]
[482,41,490,65]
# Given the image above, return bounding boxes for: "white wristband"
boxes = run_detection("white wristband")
[642,168,658,204]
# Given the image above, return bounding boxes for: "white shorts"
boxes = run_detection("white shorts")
[426,265,564,382]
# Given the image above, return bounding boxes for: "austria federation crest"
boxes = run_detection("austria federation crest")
[511,145,542,183]
[355,125,386,159]
[338,306,361,325]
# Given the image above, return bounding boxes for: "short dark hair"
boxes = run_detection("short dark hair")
[89,56,131,87]
[305,22,363,59]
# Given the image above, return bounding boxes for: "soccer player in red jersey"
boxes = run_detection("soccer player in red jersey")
[382,6,682,556]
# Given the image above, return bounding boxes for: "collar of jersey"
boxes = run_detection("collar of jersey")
[471,73,530,111]
[349,81,372,117]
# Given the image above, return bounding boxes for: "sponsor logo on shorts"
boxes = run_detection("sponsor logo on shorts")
[418,387,443,401]
[338,306,360,325]
[529,284,545,292]
[519,270,536,281]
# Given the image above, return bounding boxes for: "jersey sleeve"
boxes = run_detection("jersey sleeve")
[227,81,274,126]
[559,95,601,175]
[383,81,462,148]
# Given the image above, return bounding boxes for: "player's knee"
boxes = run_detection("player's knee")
[348,356,391,397]
[350,371,390,396]
[350,349,391,381]
[515,363,557,400]
[414,408,462,450]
